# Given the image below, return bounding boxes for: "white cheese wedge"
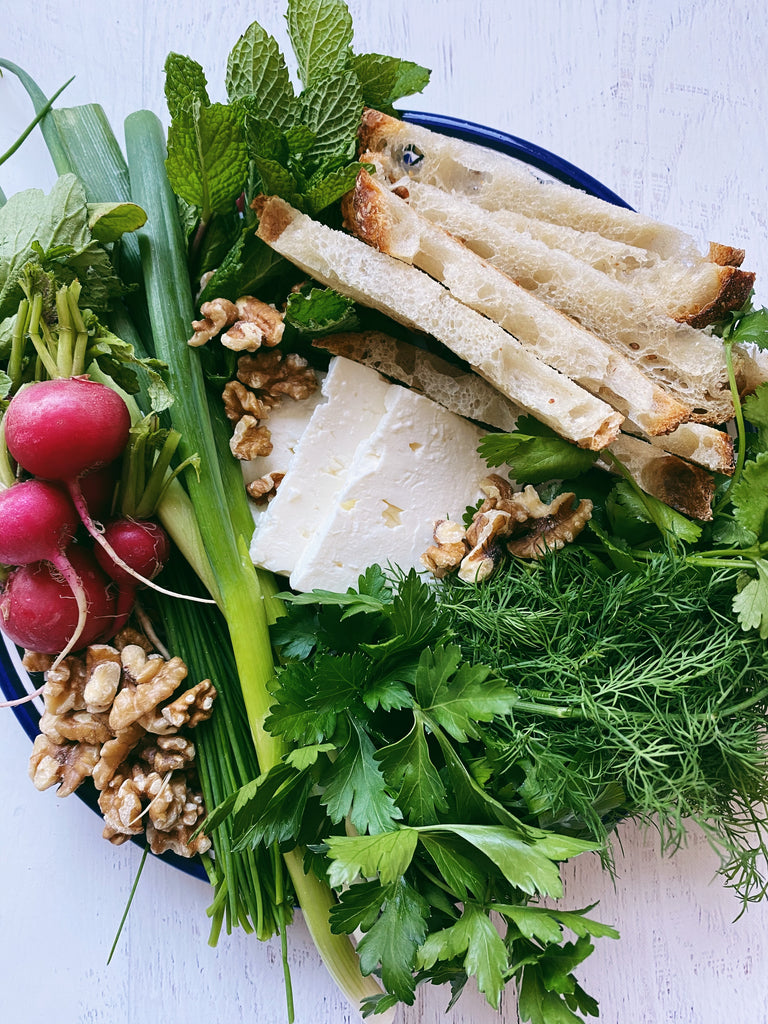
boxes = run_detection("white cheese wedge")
[249,357,391,575]
[288,378,492,593]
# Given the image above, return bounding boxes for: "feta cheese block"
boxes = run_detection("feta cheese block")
[288,374,494,593]
[249,356,391,575]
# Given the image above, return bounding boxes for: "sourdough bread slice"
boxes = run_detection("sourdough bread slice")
[359,110,754,329]
[359,108,702,258]
[342,168,690,437]
[393,177,752,423]
[599,434,715,521]
[254,195,624,450]
[315,330,521,431]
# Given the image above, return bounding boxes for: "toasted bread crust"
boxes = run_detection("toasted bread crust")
[252,194,294,243]
[708,241,746,267]
[682,267,756,328]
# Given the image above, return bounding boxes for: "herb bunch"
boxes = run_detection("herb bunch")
[204,566,620,1021]
[163,0,430,303]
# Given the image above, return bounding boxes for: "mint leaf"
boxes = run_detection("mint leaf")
[733,561,768,638]
[299,69,363,163]
[305,160,364,214]
[287,0,354,88]
[164,52,209,119]
[225,20,296,125]
[285,285,359,333]
[479,431,599,484]
[198,228,291,306]
[166,100,248,219]
[351,52,431,112]
[285,123,317,155]
[375,712,449,825]
[325,827,419,887]
[252,154,304,207]
[355,878,429,1004]
[322,719,402,834]
[732,452,768,539]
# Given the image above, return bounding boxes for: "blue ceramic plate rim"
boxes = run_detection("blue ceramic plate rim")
[0,109,629,880]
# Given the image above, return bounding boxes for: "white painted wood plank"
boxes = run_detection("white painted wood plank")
[2,2,767,1022]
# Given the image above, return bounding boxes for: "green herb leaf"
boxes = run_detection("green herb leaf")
[731,452,768,540]
[414,644,512,743]
[225,20,296,124]
[298,69,363,163]
[423,824,568,898]
[356,879,428,1004]
[322,718,402,834]
[351,52,431,112]
[478,431,599,484]
[733,560,768,638]
[417,903,508,1009]
[375,711,449,825]
[164,52,210,119]
[325,827,419,887]
[166,100,248,219]
[742,384,768,453]
[86,201,147,243]
[285,285,360,333]
[287,0,354,88]
[305,160,365,215]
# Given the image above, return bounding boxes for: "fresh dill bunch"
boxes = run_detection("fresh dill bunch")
[436,548,768,904]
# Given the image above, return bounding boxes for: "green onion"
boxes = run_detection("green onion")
[124,107,385,1016]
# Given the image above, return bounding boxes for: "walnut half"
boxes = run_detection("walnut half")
[421,475,594,583]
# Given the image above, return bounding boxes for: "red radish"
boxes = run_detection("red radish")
[4,377,131,481]
[0,479,91,663]
[95,518,171,586]
[0,547,115,656]
[79,464,120,521]
[4,378,214,605]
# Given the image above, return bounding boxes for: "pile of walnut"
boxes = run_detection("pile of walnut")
[25,627,216,859]
[189,294,318,503]
[422,474,594,582]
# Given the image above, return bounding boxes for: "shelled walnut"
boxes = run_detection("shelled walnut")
[421,475,593,582]
[25,629,216,859]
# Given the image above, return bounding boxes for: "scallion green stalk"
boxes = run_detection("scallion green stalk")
[124,108,384,1016]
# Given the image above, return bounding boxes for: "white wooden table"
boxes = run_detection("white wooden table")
[2,2,768,1022]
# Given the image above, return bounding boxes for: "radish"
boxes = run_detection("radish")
[0,479,91,663]
[4,377,131,482]
[0,548,115,677]
[94,518,172,586]
[4,378,213,604]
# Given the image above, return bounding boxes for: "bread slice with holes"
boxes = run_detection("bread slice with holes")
[358,107,755,329]
[254,195,624,450]
[341,167,690,437]
[374,175,756,424]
